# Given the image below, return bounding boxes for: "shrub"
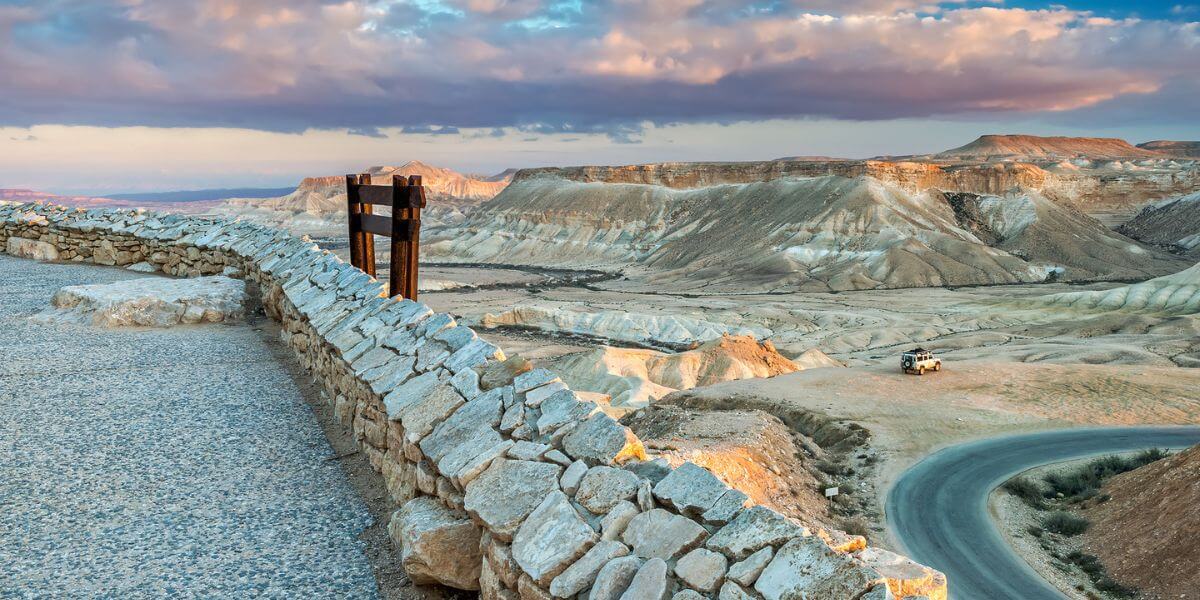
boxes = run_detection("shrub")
[1095,577,1137,598]
[1043,449,1170,500]
[1026,525,1044,538]
[1003,477,1046,508]
[1042,511,1089,536]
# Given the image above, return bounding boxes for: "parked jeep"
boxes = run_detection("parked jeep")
[901,348,942,375]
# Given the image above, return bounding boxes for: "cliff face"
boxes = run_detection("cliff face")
[1118,192,1200,256]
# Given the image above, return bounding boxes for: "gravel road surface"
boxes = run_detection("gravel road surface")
[0,255,379,599]
[887,426,1200,600]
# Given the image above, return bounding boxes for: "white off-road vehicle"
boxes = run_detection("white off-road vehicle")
[901,348,942,375]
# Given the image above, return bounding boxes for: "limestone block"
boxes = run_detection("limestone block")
[621,509,708,561]
[672,590,705,600]
[561,460,589,496]
[561,413,646,466]
[590,556,644,600]
[754,537,885,600]
[34,275,245,327]
[398,383,466,445]
[549,539,630,598]
[706,507,808,561]
[718,581,755,600]
[511,491,599,586]
[600,500,640,542]
[383,371,443,419]
[853,547,947,600]
[726,546,773,587]
[536,391,600,436]
[702,489,751,526]
[674,548,728,594]
[514,368,561,393]
[464,458,563,541]
[653,462,730,519]
[619,558,670,600]
[479,355,533,391]
[525,381,569,408]
[575,466,641,514]
[388,497,483,590]
[507,441,552,461]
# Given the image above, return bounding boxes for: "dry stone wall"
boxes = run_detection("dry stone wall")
[0,202,947,600]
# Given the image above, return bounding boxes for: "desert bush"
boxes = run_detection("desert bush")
[1043,449,1170,500]
[1042,511,1089,536]
[1003,477,1046,508]
[1095,576,1137,598]
[838,515,872,537]
[1026,525,1044,538]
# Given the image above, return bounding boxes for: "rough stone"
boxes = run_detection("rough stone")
[479,354,532,391]
[561,413,645,466]
[34,275,245,327]
[511,491,599,586]
[383,370,443,418]
[702,489,750,526]
[726,546,773,587]
[575,466,641,514]
[706,506,808,561]
[537,391,600,436]
[561,460,589,495]
[398,383,466,444]
[507,440,551,461]
[624,458,672,485]
[854,547,947,600]
[548,540,630,598]
[619,557,670,600]
[600,500,641,542]
[464,458,563,541]
[674,548,728,594]
[718,581,755,600]
[388,496,483,590]
[590,556,644,600]
[653,462,730,518]
[754,536,885,600]
[622,509,708,561]
[672,590,705,600]
[525,381,569,407]
[514,368,561,394]
[7,237,59,261]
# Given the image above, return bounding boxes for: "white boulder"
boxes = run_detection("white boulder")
[34,276,246,327]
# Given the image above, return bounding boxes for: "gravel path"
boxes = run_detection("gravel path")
[0,255,380,599]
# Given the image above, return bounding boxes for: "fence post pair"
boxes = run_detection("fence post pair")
[345,173,426,300]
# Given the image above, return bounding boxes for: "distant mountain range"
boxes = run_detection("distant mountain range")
[102,187,296,203]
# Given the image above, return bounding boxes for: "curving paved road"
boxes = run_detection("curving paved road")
[887,426,1200,600]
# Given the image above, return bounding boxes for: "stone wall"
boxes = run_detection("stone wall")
[0,202,947,600]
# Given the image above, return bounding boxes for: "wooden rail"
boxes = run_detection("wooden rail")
[345,173,426,300]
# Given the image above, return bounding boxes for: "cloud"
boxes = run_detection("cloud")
[0,1,1195,133]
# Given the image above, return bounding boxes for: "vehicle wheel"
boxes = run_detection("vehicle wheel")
[934,363,941,372]
[918,367,925,375]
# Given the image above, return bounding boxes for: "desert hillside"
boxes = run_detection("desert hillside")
[1118,191,1200,256]
[1138,140,1200,158]
[937,135,1164,160]
[1082,444,1200,600]
[426,173,1187,291]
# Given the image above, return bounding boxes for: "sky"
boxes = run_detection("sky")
[0,0,1197,194]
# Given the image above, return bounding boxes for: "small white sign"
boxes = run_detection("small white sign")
[824,487,839,498]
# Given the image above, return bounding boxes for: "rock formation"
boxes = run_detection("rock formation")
[429,174,1186,292]
[1138,140,1200,158]
[1038,262,1200,314]
[1118,191,1200,257]
[549,336,800,407]
[34,276,246,327]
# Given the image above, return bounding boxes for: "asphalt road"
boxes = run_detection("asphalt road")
[887,426,1200,600]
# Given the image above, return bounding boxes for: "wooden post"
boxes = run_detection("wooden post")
[345,174,365,271]
[359,173,377,278]
[406,175,424,300]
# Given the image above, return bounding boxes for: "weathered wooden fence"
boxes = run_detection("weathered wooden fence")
[345,174,426,300]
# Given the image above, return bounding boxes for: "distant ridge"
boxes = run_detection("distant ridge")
[937,134,1164,160]
[1137,140,1200,158]
[104,187,296,203]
